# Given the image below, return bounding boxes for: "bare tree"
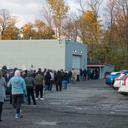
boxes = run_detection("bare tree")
[0,9,20,39]
[47,0,69,39]
[102,0,128,68]
[105,0,128,49]
[116,0,128,50]
[76,0,87,13]
[0,9,10,35]
[76,0,104,16]
[88,0,104,17]
[42,5,53,29]
[63,18,78,41]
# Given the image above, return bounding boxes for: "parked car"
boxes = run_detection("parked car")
[105,72,120,86]
[118,75,128,95]
[104,72,111,79]
[113,74,127,89]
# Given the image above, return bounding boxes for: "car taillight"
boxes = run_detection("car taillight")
[115,78,119,81]
[122,77,128,86]
[122,81,125,86]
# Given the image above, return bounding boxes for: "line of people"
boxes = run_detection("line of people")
[79,68,100,80]
[0,68,72,121]
[0,67,99,121]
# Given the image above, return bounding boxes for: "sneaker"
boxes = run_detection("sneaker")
[40,98,44,100]
[15,114,19,119]
[15,114,23,119]
[35,98,38,100]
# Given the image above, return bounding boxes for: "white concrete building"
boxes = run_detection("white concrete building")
[0,39,87,71]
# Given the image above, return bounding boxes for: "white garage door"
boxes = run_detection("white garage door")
[72,55,81,69]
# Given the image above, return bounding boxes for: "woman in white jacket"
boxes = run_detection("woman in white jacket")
[0,70,7,122]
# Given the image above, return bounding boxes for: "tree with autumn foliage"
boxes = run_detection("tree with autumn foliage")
[47,0,69,39]
[79,10,101,43]
[103,0,128,69]
[21,23,34,39]
[73,0,104,64]
[21,20,54,39]
[2,25,19,40]
[0,9,20,40]
[34,20,54,39]
[78,10,102,64]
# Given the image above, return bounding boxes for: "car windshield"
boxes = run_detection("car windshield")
[120,75,128,80]
[116,74,125,79]
[124,71,128,74]
[116,73,121,76]
[111,72,119,75]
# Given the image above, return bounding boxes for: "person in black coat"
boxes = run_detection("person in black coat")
[25,73,36,105]
[55,71,63,91]
[44,71,51,91]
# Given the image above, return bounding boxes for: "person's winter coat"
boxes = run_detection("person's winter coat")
[0,77,6,102]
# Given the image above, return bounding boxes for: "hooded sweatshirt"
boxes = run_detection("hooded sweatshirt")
[8,76,27,95]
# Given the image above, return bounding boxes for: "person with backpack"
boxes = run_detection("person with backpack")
[25,72,36,105]
[35,71,44,100]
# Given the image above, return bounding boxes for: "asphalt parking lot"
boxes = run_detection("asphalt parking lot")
[1,79,128,128]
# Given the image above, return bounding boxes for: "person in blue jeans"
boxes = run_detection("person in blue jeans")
[62,71,69,89]
[8,70,27,119]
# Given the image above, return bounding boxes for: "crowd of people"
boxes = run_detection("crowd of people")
[0,66,100,121]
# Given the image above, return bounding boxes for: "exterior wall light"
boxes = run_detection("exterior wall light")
[74,50,77,53]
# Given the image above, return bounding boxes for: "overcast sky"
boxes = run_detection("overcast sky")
[0,0,106,27]
[0,0,45,27]
[0,0,81,27]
